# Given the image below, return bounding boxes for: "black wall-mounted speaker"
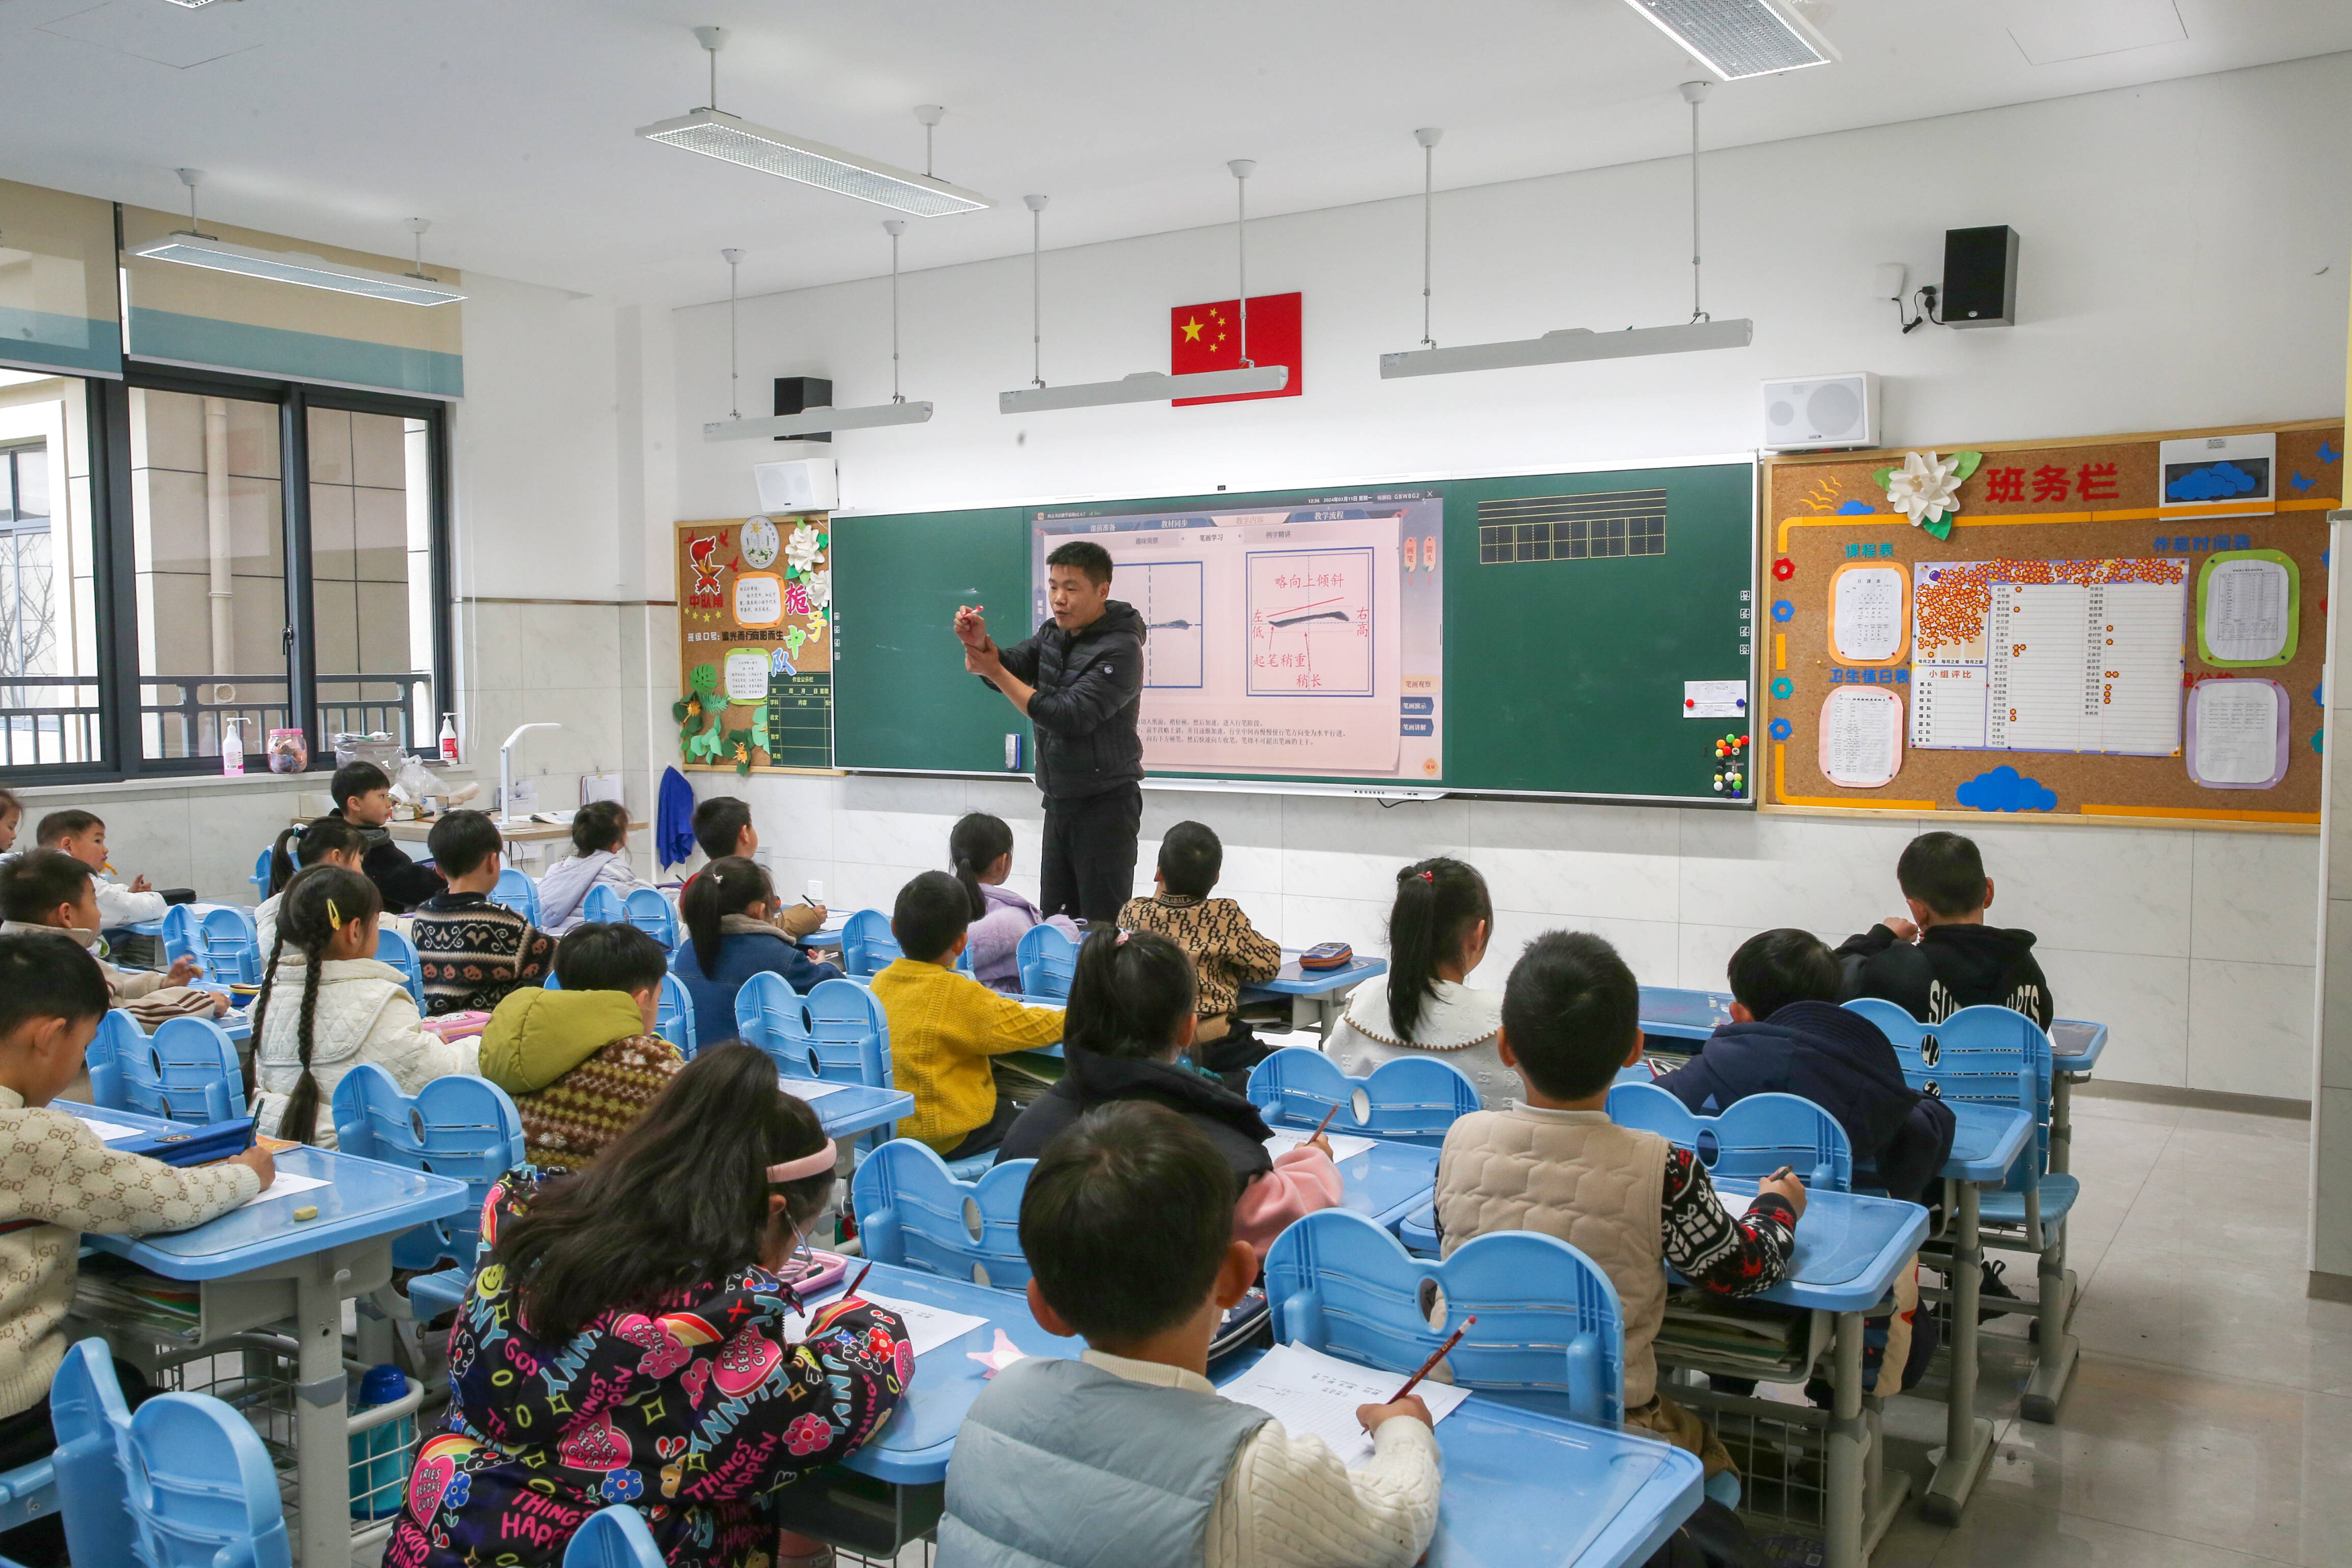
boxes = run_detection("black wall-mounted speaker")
[772,376,833,442]
[1942,226,2019,328]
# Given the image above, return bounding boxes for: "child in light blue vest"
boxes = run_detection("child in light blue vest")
[938,1101,1441,1568]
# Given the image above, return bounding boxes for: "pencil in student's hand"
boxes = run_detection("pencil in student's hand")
[1389,1315,1476,1403]
[1309,1103,1340,1141]
[846,1261,873,1301]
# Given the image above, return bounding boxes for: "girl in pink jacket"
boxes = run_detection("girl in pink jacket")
[998,928,1338,1259]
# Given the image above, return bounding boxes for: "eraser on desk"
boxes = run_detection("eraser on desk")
[292,1206,319,1221]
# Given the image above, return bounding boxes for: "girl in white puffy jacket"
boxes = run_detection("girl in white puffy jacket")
[246,865,478,1148]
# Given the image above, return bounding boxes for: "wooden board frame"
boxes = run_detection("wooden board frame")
[1760,418,2341,831]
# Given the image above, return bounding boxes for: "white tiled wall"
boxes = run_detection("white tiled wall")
[684,770,2320,1098]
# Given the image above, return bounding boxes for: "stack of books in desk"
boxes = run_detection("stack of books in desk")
[1656,1290,1807,1374]
[75,1254,201,1344]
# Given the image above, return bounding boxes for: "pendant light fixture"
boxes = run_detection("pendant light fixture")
[130,168,465,306]
[703,239,934,443]
[1615,0,1837,82]
[639,28,991,217]
[1378,94,1749,379]
[1000,176,1289,414]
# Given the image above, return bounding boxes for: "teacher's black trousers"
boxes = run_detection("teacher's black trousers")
[1039,783,1141,925]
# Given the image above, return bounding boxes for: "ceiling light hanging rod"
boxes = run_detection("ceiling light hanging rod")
[1680,80,1709,324]
[1415,128,1441,349]
[1025,194,1047,388]
[1229,160,1255,366]
[404,217,437,283]
[722,247,743,420]
[173,167,214,240]
[885,219,905,403]
[915,105,943,178]
[696,26,726,111]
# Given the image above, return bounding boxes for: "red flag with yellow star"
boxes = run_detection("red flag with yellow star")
[1169,291,1301,405]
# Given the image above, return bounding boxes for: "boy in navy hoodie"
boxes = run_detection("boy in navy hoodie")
[1654,927,1956,1391]
[1655,928,1953,1203]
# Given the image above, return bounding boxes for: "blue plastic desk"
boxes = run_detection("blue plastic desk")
[1330,1138,1441,1232]
[1243,951,1388,1038]
[1923,1100,2032,1527]
[774,1261,1701,1567]
[58,1099,469,1567]
[1660,1181,1925,1568]
[1635,985,1734,1046]
[2045,1018,2105,1177]
[786,1080,915,1143]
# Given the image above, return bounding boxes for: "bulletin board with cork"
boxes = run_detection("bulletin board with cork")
[672,516,838,775]
[1760,418,2342,828]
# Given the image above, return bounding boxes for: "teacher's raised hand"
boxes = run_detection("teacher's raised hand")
[952,603,993,653]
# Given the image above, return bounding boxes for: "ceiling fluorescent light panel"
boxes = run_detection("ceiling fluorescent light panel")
[705,403,933,441]
[1381,320,1751,377]
[636,29,992,216]
[1619,0,1837,80]
[129,235,464,306]
[1000,367,1287,414]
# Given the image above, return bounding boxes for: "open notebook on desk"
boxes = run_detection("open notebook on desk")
[1218,1342,1472,1468]
[1265,1130,1378,1163]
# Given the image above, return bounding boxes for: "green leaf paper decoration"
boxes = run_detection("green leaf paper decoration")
[1871,467,1895,492]
[1921,513,1954,541]
[1951,450,1983,483]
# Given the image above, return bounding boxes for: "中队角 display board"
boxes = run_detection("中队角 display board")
[1761,420,2340,826]
[673,516,836,774]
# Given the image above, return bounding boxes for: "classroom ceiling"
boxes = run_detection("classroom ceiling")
[2,0,2348,309]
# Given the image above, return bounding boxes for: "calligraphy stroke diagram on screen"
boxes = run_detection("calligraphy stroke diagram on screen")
[1132,560,1206,688]
[1248,548,1374,696]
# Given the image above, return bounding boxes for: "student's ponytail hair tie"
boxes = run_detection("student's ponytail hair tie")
[767,1140,837,1182]
[1417,870,1435,884]
[1115,930,1131,946]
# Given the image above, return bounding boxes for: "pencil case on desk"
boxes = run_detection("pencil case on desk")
[1298,942,1353,971]
[116,1117,254,1167]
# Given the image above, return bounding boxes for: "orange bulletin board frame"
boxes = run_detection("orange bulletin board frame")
[1761,419,2341,829]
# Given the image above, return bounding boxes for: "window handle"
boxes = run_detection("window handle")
[282,625,295,653]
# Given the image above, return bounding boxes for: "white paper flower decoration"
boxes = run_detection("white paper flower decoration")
[806,568,831,609]
[1883,450,1963,529]
[785,523,824,576]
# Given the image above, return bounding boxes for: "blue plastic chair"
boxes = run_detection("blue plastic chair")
[1015,921,1079,999]
[841,906,972,977]
[248,846,274,900]
[45,1340,134,1567]
[851,1139,1037,1292]
[564,1505,667,1567]
[581,882,626,925]
[655,971,697,1057]
[85,1014,246,1126]
[332,1064,525,1321]
[490,867,542,926]
[0,1448,56,1546]
[158,903,202,972]
[622,887,679,953]
[1265,1208,1626,1428]
[1246,1047,1480,1148]
[737,975,909,1156]
[47,1338,291,1568]
[376,926,426,1009]
[1605,1081,1854,1192]
[197,906,263,987]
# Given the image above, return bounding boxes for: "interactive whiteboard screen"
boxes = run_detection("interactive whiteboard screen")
[1032,493,1446,782]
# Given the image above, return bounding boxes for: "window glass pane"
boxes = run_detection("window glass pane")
[310,406,434,749]
[0,371,100,768]
[129,387,287,761]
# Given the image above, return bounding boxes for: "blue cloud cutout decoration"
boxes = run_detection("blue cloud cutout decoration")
[1835,499,1875,515]
[1955,765,2056,813]
[2166,461,2260,502]
[1769,718,1792,740]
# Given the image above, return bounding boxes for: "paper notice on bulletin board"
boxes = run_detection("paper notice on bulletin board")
[2196,551,2297,666]
[1820,687,1903,788]
[2186,678,2289,788]
[676,517,835,773]
[1828,563,1908,664]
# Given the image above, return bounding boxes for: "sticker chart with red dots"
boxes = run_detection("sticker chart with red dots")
[1909,558,2188,755]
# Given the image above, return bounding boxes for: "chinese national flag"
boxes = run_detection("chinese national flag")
[1169,291,1302,405]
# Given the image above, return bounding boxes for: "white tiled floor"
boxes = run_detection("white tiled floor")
[1870,1095,2352,1567]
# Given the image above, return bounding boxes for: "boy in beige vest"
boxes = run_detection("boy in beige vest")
[1432,930,1807,1478]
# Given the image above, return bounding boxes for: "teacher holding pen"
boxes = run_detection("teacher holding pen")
[953,540,1146,924]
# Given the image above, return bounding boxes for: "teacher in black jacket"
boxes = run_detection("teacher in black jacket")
[953,540,1144,923]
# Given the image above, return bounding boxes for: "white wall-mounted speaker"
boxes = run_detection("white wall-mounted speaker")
[1761,372,1879,451]
[753,456,838,513]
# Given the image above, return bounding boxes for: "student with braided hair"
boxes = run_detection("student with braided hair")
[247,865,476,1147]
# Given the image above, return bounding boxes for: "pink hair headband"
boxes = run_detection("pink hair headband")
[767,1140,837,1182]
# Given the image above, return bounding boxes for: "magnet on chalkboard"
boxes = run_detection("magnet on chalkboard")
[1005,733,1024,771]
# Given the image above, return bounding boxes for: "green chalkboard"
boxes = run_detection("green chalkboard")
[831,508,1033,774]
[830,463,1755,801]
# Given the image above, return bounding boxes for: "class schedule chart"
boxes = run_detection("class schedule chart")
[1032,495,1442,782]
[1909,557,2187,756]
